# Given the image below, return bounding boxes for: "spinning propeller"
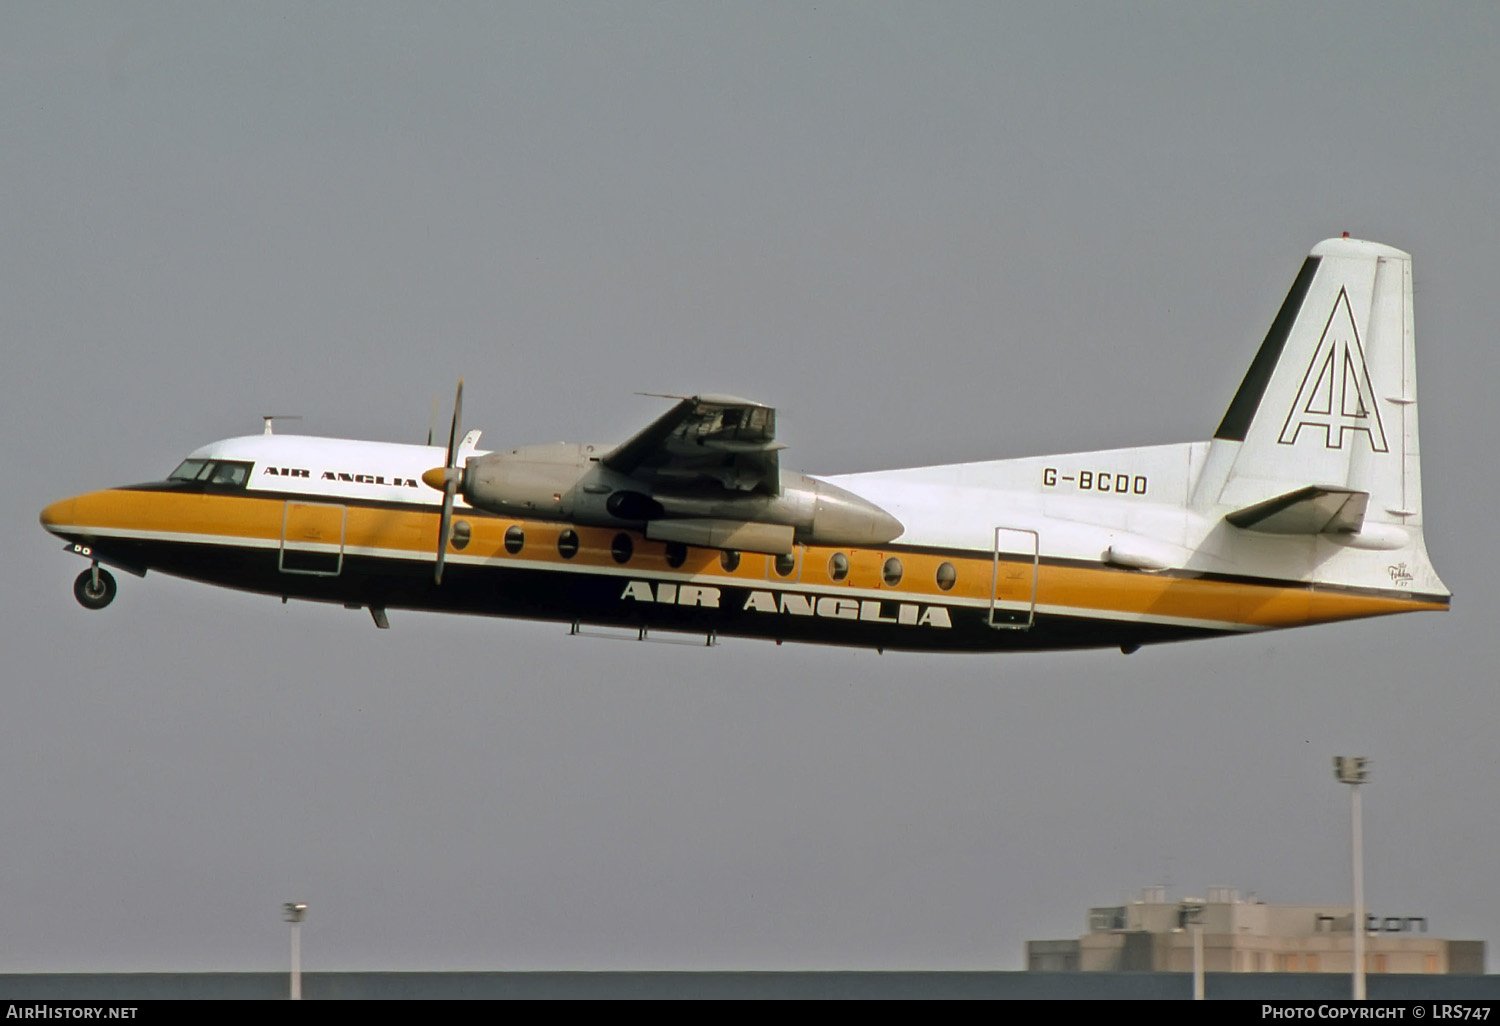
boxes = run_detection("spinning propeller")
[421,379,464,585]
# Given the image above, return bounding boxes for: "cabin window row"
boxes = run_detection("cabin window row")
[495,528,695,569]
[474,526,959,593]
[825,553,956,591]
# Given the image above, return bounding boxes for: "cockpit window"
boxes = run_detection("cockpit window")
[209,462,250,487]
[169,460,214,481]
[167,459,253,489]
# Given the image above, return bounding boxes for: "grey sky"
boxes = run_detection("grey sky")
[3,3,1497,971]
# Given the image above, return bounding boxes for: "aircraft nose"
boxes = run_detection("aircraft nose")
[39,497,77,536]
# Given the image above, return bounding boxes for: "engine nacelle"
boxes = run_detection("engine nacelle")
[461,443,593,516]
[643,473,902,547]
[458,447,902,547]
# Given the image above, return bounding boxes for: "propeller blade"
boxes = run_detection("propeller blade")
[446,378,464,470]
[436,485,456,585]
[434,378,465,586]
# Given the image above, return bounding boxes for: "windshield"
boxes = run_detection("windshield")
[168,460,214,481]
[209,462,249,487]
[166,459,253,489]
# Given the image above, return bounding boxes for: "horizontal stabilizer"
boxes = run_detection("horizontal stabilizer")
[1225,486,1368,535]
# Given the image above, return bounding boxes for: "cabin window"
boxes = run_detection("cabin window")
[504,526,525,554]
[773,552,796,577]
[828,552,849,582]
[611,533,633,564]
[936,561,957,591]
[720,549,741,573]
[882,557,904,587]
[665,542,687,568]
[557,529,580,559]
[449,520,472,551]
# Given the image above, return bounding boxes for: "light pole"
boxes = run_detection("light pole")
[282,902,307,1000]
[1333,757,1368,1000]
[1177,901,1205,1000]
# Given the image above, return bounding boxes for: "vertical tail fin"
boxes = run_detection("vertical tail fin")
[1194,237,1445,595]
[1199,238,1421,521]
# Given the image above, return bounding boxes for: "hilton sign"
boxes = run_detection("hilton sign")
[1315,913,1428,933]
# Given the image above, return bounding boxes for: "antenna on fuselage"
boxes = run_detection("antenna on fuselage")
[262,415,302,435]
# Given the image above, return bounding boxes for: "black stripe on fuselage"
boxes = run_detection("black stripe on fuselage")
[83,487,1451,609]
[76,534,1226,653]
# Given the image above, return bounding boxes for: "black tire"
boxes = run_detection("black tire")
[74,567,117,610]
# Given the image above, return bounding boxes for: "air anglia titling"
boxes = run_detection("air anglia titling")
[620,580,953,627]
[263,467,419,487]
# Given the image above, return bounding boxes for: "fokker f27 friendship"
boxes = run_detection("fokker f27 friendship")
[40,237,1448,653]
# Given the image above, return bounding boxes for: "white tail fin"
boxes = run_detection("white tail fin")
[1199,238,1420,520]
[1194,237,1446,595]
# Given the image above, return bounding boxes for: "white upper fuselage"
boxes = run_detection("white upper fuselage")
[186,430,1446,598]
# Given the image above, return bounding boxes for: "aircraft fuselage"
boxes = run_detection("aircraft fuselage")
[39,238,1451,650]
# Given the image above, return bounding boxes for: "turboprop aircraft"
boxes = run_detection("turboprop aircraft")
[39,236,1448,653]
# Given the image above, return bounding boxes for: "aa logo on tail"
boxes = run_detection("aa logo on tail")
[1279,287,1388,452]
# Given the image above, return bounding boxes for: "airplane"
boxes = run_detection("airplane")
[39,236,1448,653]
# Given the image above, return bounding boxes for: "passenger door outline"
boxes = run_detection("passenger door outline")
[989,526,1038,630]
[279,501,348,577]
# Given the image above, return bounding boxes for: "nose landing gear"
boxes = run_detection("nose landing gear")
[74,565,117,610]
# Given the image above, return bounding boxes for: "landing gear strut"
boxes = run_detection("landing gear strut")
[73,565,117,610]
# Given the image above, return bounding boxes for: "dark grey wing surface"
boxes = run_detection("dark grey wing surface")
[601,395,785,494]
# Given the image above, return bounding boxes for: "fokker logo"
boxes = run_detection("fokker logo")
[1279,287,1388,451]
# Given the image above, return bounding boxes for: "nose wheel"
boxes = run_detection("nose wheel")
[74,566,117,610]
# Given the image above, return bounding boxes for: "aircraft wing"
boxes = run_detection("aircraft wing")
[602,395,786,494]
